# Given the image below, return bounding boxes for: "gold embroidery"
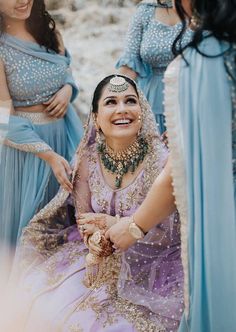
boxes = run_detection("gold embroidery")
[75,254,165,332]
[4,138,52,153]
[164,56,190,316]
[87,142,162,217]
[42,241,87,286]
[16,111,59,124]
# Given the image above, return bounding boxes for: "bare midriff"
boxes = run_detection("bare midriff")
[15,104,47,113]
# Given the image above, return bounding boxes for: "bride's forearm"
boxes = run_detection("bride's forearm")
[134,158,176,233]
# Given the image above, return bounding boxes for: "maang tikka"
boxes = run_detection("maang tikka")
[108,76,129,93]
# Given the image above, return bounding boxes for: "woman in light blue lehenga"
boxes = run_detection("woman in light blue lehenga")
[116,0,193,133]
[0,0,83,254]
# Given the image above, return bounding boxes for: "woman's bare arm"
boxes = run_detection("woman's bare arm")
[106,158,176,250]
[134,158,175,233]
[118,65,138,81]
[0,59,14,113]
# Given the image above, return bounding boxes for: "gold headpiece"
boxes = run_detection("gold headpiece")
[108,76,129,93]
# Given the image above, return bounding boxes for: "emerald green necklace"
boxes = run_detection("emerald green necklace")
[97,137,149,189]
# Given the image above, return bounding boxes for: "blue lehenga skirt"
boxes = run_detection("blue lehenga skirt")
[0,106,83,249]
[137,70,166,135]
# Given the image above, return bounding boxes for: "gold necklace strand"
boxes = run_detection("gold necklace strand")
[98,137,149,188]
[105,139,140,161]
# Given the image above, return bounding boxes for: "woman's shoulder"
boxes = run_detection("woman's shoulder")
[135,0,157,16]
[130,0,156,26]
[138,0,158,8]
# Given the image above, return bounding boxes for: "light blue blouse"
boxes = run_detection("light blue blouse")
[116,3,193,122]
[0,33,77,107]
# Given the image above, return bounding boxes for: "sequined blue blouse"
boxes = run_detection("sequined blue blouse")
[116,2,193,123]
[0,33,76,108]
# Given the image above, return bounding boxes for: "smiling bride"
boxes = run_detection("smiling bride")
[13,75,183,332]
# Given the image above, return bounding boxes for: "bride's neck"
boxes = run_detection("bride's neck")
[106,137,137,153]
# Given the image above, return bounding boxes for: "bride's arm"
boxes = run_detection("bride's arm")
[134,158,175,231]
[106,158,176,250]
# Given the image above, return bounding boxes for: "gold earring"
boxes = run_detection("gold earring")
[94,123,103,145]
[137,127,142,137]
[92,114,101,144]
[137,115,142,137]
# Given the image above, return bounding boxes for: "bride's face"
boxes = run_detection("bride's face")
[96,83,142,146]
[0,0,34,21]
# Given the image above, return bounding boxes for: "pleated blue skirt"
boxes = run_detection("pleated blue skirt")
[138,71,166,134]
[0,106,83,248]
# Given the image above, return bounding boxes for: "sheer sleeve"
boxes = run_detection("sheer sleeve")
[116,4,153,78]
[3,115,52,153]
[72,153,93,219]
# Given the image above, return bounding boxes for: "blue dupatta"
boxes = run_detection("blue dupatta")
[165,36,236,332]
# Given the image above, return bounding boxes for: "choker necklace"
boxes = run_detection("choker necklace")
[97,137,149,189]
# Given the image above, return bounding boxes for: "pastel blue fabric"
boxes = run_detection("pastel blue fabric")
[0,34,83,250]
[224,44,236,194]
[116,2,193,133]
[177,37,236,332]
[0,33,79,107]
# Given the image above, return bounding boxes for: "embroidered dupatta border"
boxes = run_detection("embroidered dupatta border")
[4,139,52,153]
[164,56,190,317]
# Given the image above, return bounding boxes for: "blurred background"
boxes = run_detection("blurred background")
[45,0,142,120]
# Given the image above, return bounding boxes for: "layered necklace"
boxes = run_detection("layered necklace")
[97,137,149,189]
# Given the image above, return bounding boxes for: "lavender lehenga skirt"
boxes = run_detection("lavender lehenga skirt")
[17,221,183,332]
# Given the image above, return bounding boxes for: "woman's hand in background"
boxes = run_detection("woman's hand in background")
[38,150,72,192]
[43,84,72,118]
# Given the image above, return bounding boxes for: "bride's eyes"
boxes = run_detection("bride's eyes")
[126,98,137,104]
[105,99,116,105]
[104,97,137,106]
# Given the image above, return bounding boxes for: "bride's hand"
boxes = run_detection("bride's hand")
[77,213,116,235]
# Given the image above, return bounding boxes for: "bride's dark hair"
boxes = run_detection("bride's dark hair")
[0,0,60,53]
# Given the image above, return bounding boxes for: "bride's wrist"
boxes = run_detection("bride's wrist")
[121,215,148,240]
